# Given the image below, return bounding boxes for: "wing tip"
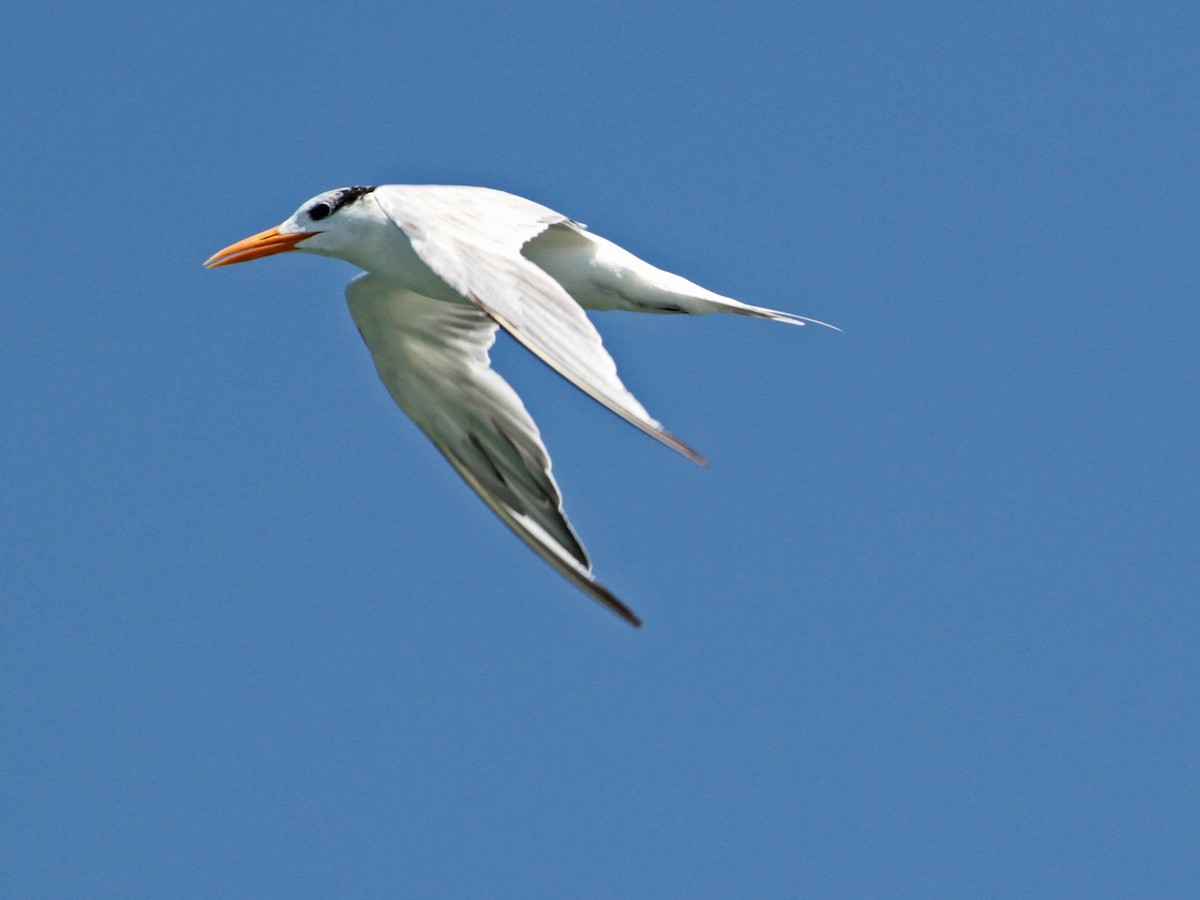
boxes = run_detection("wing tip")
[561,557,643,627]
[617,605,645,628]
[662,430,709,467]
[591,583,644,628]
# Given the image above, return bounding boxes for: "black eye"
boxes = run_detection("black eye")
[308,202,332,221]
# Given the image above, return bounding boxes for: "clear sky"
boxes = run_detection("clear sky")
[3,2,1197,897]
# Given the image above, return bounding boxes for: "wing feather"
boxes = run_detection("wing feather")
[346,273,641,627]
[371,185,705,466]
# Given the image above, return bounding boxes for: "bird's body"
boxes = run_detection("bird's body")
[206,184,832,626]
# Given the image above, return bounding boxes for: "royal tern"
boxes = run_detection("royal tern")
[206,185,833,626]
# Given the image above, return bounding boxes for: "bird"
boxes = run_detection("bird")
[205,184,834,627]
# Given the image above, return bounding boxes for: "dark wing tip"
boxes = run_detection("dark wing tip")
[663,430,708,467]
[578,571,643,628]
[612,599,644,628]
[607,596,644,628]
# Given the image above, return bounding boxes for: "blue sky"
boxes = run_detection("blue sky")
[3,2,1198,897]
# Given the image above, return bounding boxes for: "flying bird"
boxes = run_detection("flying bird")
[206,184,833,626]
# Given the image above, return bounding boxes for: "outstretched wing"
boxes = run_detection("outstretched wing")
[346,273,641,627]
[370,185,705,466]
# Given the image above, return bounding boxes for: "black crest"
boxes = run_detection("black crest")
[330,185,376,214]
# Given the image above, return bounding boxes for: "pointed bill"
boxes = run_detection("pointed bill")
[205,225,311,268]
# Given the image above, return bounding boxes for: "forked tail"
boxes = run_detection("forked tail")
[711,296,842,331]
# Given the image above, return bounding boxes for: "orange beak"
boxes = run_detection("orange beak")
[204,225,314,268]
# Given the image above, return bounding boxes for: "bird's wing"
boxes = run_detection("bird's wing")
[371,185,705,465]
[346,273,641,627]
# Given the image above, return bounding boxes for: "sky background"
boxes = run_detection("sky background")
[2,2,1198,897]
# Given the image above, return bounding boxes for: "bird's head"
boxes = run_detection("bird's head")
[204,185,379,269]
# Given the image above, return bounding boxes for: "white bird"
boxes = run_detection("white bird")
[206,185,834,626]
